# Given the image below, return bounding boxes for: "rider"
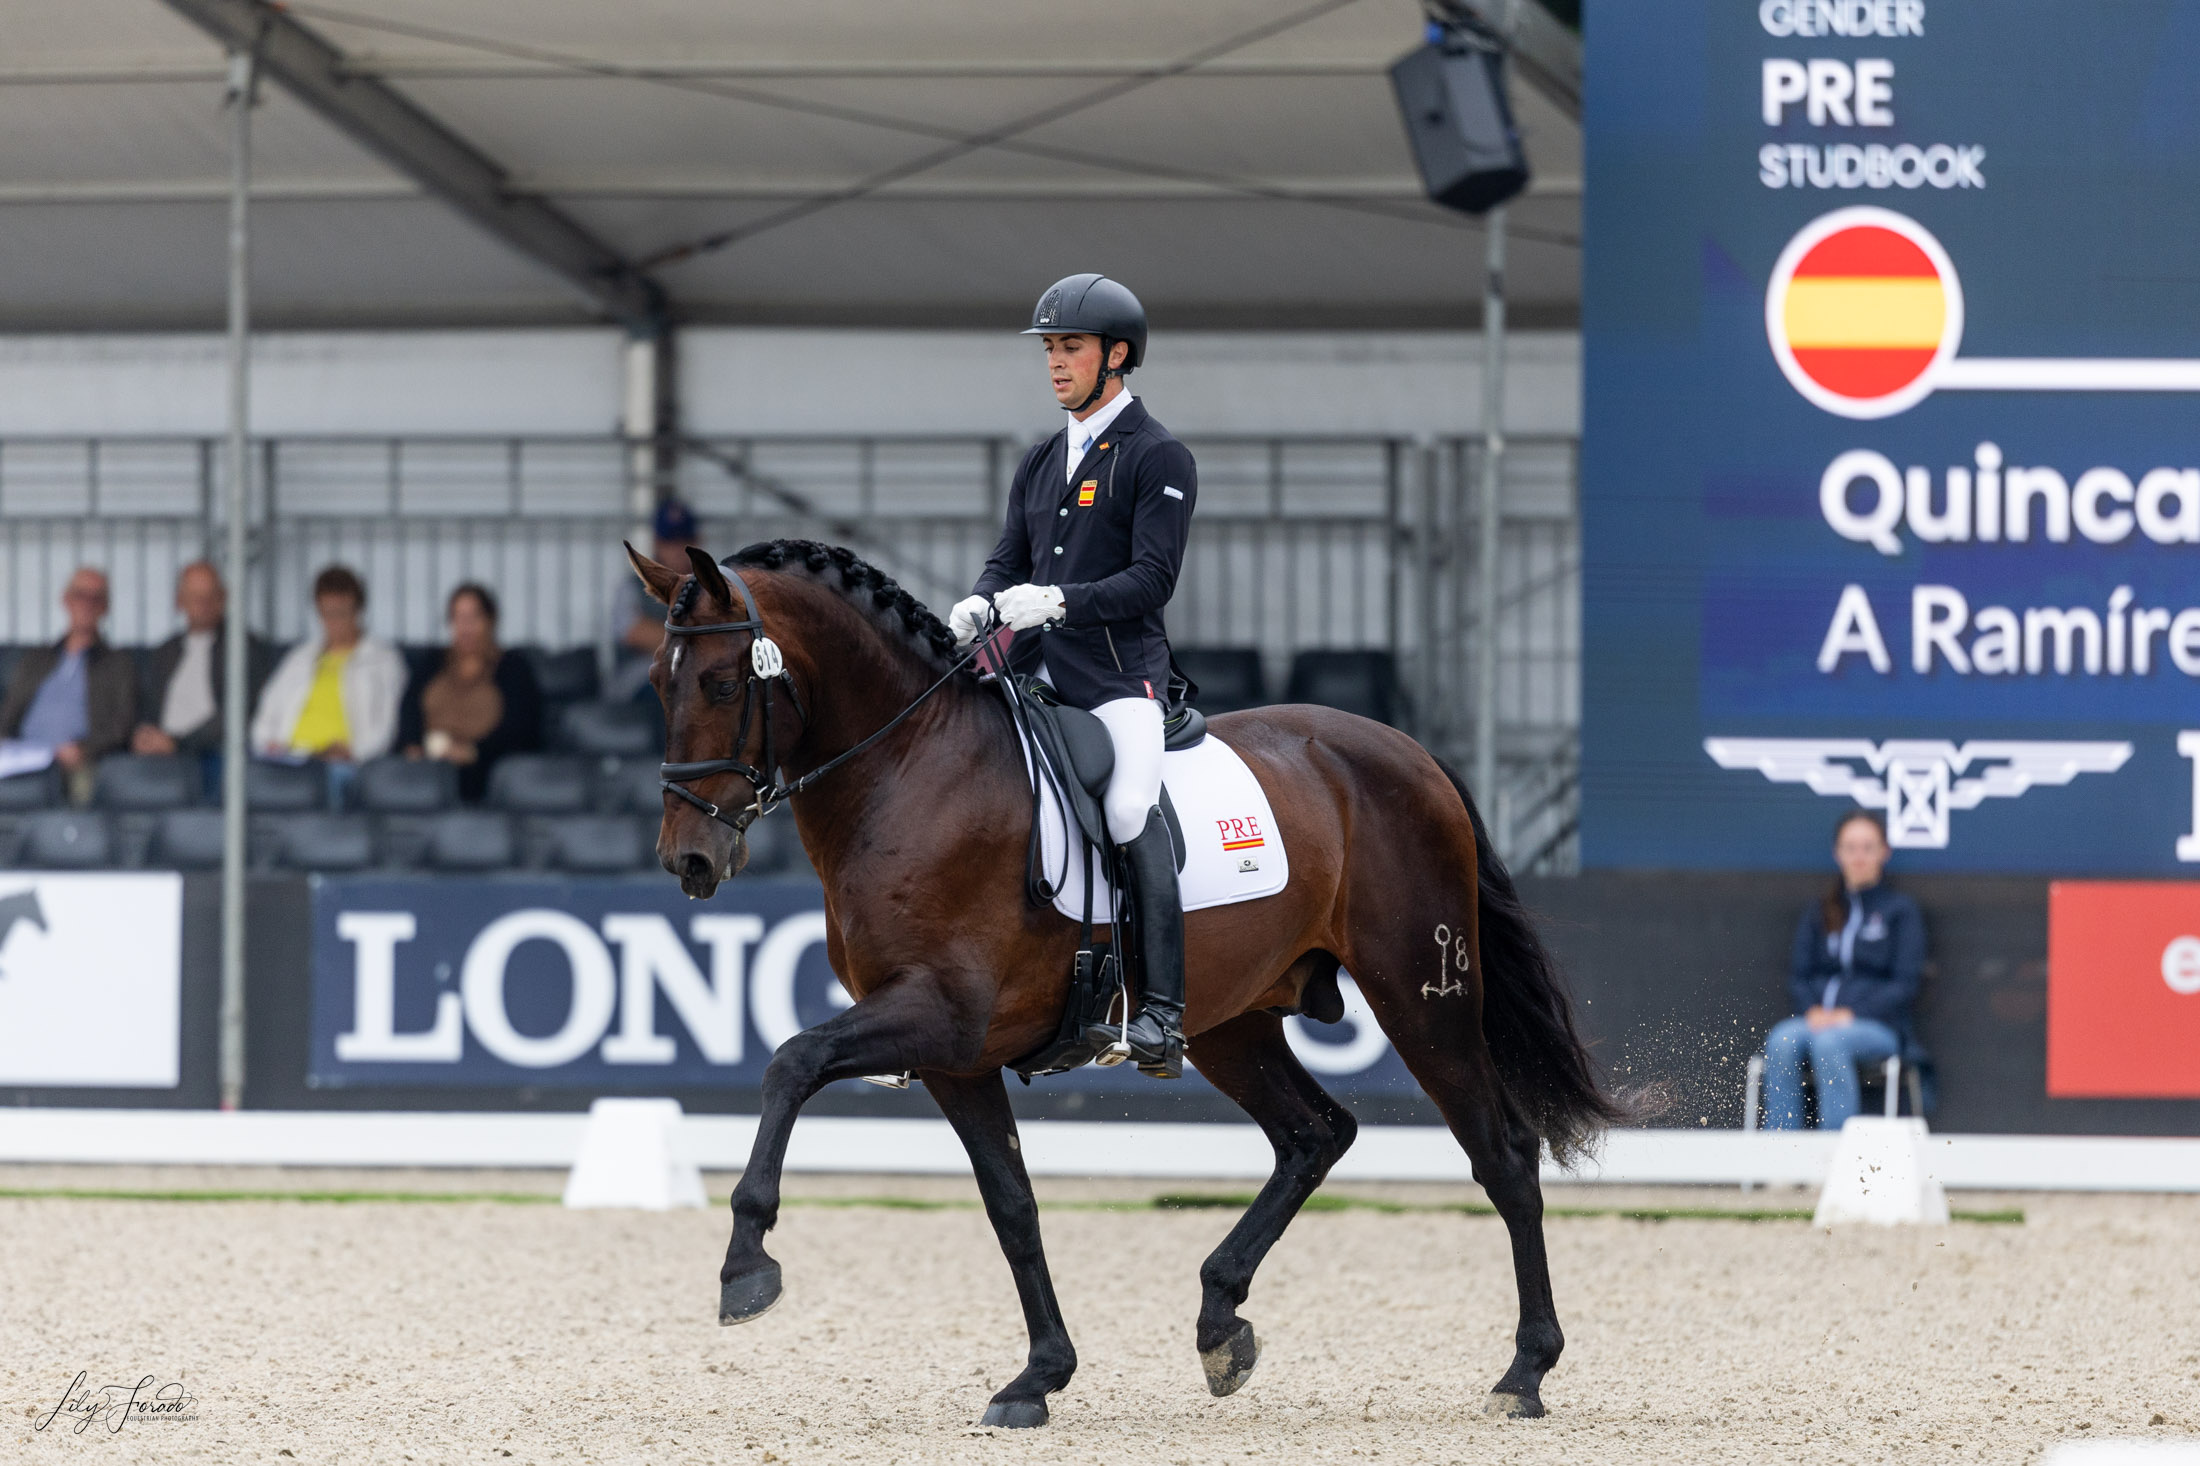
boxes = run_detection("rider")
[948,273,1198,1080]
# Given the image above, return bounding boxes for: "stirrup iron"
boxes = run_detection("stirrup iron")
[1093,976,1134,1066]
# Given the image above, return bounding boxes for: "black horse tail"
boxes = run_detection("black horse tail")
[1433,755,1628,1165]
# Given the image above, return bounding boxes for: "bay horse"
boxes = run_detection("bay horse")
[628,538,1621,1428]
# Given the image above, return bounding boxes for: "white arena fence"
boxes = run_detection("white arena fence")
[0,431,1579,869]
[6,1109,2200,1193]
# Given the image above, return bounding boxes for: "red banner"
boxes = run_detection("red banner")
[2047,882,2200,1097]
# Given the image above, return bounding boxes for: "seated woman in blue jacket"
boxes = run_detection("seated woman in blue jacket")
[1764,809,1925,1129]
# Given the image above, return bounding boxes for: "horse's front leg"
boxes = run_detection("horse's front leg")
[720,967,988,1324]
[923,1069,1078,1428]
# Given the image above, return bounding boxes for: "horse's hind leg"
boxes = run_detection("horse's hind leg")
[1445,1071,1562,1419]
[1185,1010,1357,1398]
[1355,973,1563,1418]
[923,1070,1077,1429]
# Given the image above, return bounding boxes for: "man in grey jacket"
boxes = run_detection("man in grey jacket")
[131,561,275,760]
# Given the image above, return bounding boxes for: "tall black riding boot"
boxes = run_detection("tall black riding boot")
[1115,806,1186,1079]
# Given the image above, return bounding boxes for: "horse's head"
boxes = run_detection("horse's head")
[633,536,978,899]
[628,541,799,899]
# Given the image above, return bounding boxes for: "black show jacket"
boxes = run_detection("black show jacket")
[972,398,1197,708]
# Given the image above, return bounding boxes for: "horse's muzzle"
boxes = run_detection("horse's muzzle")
[666,830,747,899]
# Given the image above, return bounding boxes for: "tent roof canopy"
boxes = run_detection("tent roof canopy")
[0,0,1580,332]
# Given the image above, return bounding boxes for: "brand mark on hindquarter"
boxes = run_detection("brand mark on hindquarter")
[1423,922,1469,1000]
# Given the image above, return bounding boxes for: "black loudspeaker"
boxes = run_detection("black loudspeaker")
[1389,34,1531,216]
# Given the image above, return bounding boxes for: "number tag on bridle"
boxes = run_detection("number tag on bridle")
[751,636,785,678]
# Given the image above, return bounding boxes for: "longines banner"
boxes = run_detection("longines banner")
[310,877,1410,1091]
[1582,1,2200,870]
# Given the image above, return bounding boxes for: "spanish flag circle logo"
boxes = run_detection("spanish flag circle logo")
[1766,207,1964,420]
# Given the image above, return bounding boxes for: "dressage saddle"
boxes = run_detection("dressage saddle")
[999,675,1205,1081]
[1013,677,1193,872]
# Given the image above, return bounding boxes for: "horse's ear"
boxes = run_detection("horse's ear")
[624,541,682,605]
[685,544,734,610]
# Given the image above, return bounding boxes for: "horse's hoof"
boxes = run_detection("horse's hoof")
[1484,1390,1545,1419]
[717,1262,782,1326]
[1200,1319,1261,1398]
[979,1398,1049,1429]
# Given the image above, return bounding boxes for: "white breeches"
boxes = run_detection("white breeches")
[1090,696,1165,844]
[1035,661,1165,844]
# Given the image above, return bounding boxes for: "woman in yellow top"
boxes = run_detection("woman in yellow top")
[250,566,408,801]
[288,639,356,757]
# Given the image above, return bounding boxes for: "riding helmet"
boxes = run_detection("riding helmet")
[1023,273,1147,370]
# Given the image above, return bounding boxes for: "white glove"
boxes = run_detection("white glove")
[948,594,993,646]
[994,583,1067,632]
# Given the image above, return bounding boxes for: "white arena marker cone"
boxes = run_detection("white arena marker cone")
[563,1098,707,1211]
[1812,1116,1949,1226]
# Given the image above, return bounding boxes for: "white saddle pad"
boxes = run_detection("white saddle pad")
[1010,709,1290,922]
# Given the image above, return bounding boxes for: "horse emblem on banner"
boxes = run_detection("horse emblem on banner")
[1702,737,2134,848]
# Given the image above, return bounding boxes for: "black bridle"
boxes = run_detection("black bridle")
[657,566,804,831]
[657,561,996,831]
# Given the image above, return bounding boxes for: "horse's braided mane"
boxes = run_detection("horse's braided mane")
[669,574,700,621]
[727,539,962,670]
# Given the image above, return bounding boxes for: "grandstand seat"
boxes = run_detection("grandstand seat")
[400,643,444,692]
[543,814,653,874]
[557,700,662,757]
[1174,646,1267,715]
[245,758,326,811]
[424,810,517,871]
[94,754,201,811]
[0,766,63,813]
[526,646,601,707]
[1284,649,1402,727]
[594,756,667,817]
[149,809,227,870]
[489,753,593,814]
[18,810,115,869]
[356,756,458,812]
[270,813,377,872]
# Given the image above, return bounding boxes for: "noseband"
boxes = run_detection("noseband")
[657,561,997,832]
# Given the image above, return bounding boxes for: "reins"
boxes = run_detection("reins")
[658,562,995,830]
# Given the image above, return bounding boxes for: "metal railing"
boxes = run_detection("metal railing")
[0,431,1580,869]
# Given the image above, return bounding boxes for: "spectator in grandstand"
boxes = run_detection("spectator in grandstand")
[250,565,406,804]
[397,582,542,802]
[131,561,276,767]
[1761,809,1925,1130]
[607,497,699,701]
[0,566,136,799]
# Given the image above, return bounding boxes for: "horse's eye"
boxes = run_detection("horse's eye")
[709,677,744,703]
